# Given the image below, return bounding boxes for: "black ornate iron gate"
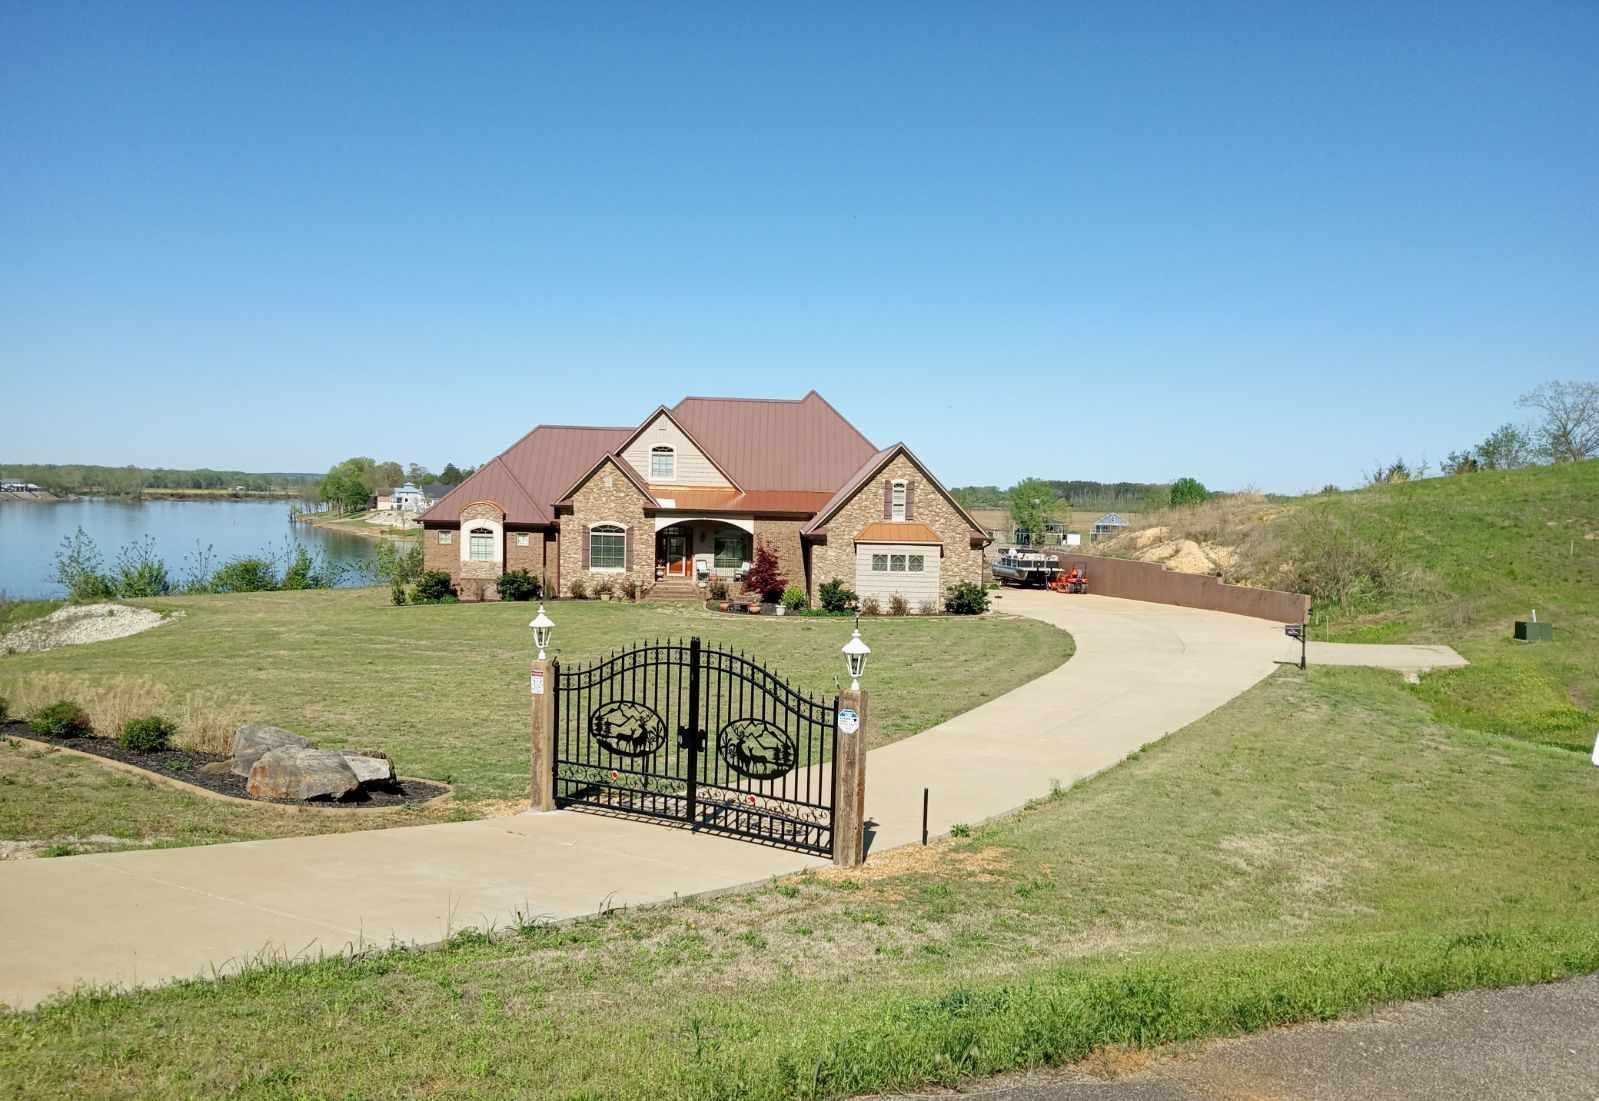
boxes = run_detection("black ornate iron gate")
[554,637,838,854]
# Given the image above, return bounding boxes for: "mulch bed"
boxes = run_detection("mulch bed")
[2,720,449,808]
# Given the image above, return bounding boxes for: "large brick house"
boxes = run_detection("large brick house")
[419,391,988,610]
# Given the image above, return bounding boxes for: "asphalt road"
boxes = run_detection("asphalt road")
[868,975,1599,1101]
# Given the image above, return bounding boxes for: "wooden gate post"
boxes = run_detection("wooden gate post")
[832,687,868,867]
[529,657,557,812]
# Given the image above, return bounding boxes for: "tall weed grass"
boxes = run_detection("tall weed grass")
[0,672,243,753]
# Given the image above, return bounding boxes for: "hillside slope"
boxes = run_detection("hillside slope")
[1104,463,1599,752]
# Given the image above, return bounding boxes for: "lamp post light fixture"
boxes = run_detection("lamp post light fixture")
[842,624,871,692]
[530,605,554,661]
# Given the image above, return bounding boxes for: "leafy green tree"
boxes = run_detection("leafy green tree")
[439,463,465,485]
[1169,477,1210,507]
[1007,478,1061,542]
[319,459,374,513]
[1475,423,1534,470]
[373,461,405,491]
[406,463,434,484]
[53,528,116,602]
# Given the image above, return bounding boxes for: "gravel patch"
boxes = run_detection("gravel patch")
[0,602,171,653]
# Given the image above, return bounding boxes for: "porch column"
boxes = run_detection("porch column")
[832,687,868,867]
[529,657,557,812]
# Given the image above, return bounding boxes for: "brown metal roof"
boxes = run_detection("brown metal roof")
[648,487,836,515]
[421,425,633,525]
[855,521,943,544]
[670,391,878,492]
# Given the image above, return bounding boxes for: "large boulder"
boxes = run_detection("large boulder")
[230,724,311,778]
[340,753,395,786]
[247,748,361,801]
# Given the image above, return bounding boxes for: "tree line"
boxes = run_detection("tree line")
[316,457,477,513]
[0,464,320,497]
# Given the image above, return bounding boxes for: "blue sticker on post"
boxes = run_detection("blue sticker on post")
[837,707,859,735]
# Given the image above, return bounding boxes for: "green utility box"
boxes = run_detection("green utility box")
[1514,620,1553,642]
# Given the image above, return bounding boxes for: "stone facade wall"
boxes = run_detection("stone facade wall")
[750,518,807,601]
[809,453,982,612]
[422,526,456,576]
[558,458,653,597]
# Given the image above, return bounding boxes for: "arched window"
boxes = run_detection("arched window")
[891,479,907,521]
[589,523,626,570]
[468,526,495,561]
[650,445,676,480]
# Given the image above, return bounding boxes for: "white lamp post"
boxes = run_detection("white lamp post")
[842,625,871,692]
[530,605,554,661]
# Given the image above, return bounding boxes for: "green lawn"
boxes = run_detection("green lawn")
[1299,462,1598,754]
[4,663,1595,1098]
[0,589,1072,843]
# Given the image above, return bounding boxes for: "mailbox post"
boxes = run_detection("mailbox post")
[1284,622,1307,670]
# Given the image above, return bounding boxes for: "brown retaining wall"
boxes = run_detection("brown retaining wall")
[1041,552,1310,623]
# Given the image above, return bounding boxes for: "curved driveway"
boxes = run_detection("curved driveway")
[0,593,1462,1009]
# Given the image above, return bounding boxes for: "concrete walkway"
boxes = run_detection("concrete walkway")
[0,593,1465,1010]
[868,974,1599,1100]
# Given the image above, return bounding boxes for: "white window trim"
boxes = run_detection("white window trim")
[650,445,677,481]
[467,526,496,562]
[588,521,627,573]
[891,479,907,521]
[458,516,503,566]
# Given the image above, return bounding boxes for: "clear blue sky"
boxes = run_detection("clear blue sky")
[4,2,1595,492]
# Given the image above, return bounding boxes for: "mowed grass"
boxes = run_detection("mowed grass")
[0,588,1072,818]
[4,664,1595,1099]
[1293,462,1599,753]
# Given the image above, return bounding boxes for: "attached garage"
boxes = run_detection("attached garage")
[854,522,943,611]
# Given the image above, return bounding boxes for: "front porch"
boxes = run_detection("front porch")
[653,517,753,587]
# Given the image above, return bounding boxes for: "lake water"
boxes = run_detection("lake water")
[0,499,377,598]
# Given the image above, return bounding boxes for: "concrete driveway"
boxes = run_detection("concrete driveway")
[0,592,1464,1009]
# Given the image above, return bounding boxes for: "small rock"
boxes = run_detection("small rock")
[247,748,360,801]
[340,753,395,786]
[198,761,233,777]
[231,724,311,777]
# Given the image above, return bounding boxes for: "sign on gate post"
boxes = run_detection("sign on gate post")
[833,688,868,868]
[529,658,557,812]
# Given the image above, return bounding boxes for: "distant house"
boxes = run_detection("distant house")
[1091,513,1129,542]
[388,482,428,512]
[1,481,43,493]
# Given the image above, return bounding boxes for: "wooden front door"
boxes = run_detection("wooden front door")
[660,529,690,577]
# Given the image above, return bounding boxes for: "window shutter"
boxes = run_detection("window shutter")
[582,529,590,569]
[906,480,916,520]
[624,525,632,568]
[882,479,892,520]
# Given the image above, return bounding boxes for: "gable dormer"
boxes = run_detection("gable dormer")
[618,409,734,489]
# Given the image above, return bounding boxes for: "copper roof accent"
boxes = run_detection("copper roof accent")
[670,390,878,492]
[855,521,943,544]
[802,443,989,539]
[648,487,836,515]
[421,425,633,525]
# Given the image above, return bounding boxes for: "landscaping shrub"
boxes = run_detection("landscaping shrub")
[567,578,588,599]
[112,536,172,597]
[411,570,457,604]
[592,578,615,599]
[781,585,808,612]
[819,578,857,613]
[119,715,176,753]
[919,600,938,615]
[620,578,640,602]
[30,701,92,738]
[743,538,787,602]
[861,596,882,616]
[52,527,116,602]
[944,580,990,615]
[707,577,729,601]
[280,544,330,590]
[496,569,540,602]
[888,593,909,617]
[373,538,424,585]
[390,578,408,606]
[210,556,279,593]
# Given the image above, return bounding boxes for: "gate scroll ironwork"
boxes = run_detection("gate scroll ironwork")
[554,637,838,855]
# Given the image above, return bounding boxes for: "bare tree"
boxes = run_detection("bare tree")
[1518,381,1599,463]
